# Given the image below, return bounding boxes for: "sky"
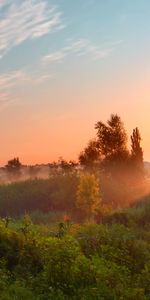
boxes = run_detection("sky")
[0,0,150,165]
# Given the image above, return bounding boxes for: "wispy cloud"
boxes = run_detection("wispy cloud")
[42,51,66,63]
[0,91,18,111]
[0,69,53,90]
[0,70,29,90]
[30,73,54,84]
[0,0,64,58]
[0,0,10,8]
[42,38,118,64]
[0,70,29,110]
[64,39,89,53]
[0,92,12,105]
[0,69,53,110]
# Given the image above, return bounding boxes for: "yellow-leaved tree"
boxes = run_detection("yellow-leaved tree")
[76,173,101,221]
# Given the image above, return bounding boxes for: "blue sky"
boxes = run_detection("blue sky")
[0,0,150,164]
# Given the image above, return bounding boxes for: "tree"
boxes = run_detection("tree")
[95,114,128,157]
[130,128,144,182]
[5,157,22,180]
[131,128,143,169]
[79,139,100,168]
[95,114,130,178]
[76,173,101,221]
[58,157,74,173]
[5,157,22,172]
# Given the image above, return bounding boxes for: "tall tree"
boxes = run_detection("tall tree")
[95,114,128,157]
[131,127,144,171]
[79,139,100,168]
[76,173,101,221]
[95,114,130,178]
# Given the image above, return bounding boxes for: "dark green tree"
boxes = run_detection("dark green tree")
[95,114,130,178]
[79,139,100,167]
[5,157,22,180]
[130,127,144,176]
[5,157,22,172]
[131,128,143,166]
[95,114,128,157]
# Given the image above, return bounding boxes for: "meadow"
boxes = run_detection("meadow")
[0,194,150,300]
[0,114,150,299]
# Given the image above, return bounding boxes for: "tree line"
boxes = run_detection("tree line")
[2,113,144,182]
[79,114,144,181]
[0,114,147,221]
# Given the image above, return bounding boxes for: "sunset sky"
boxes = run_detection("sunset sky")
[0,0,150,165]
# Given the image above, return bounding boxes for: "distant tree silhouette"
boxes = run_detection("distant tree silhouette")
[79,114,145,187]
[5,157,22,179]
[95,114,131,177]
[131,127,144,175]
[79,139,100,168]
[95,114,128,157]
[58,157,74,172]
[69,160,78,168]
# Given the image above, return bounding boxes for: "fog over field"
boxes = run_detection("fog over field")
[1,0,150,299]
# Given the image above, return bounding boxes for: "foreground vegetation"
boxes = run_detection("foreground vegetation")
[0,197,150,300]
[0,114,149,299]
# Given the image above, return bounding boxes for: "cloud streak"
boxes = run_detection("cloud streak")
[42,51,66,63]
[42,38,115,64]
[0,0,64,58]
[0,70,29,90]
[0,91,19,111]
[0,69,54,91]
[0,69,54,110]
[0,0,10,8]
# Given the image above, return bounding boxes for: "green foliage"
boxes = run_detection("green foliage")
[79,114,145,197]
[44,236,92,294]
[79,139,100,168]
[0,182,150,298]
[5,157,22,182]
[0,215,149,299]
[76,173,101,220]
[0,174,78,217]
[0,280,38,300]
[30,210,63,224]
[95,114,128,157]
[131,128,143,168]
